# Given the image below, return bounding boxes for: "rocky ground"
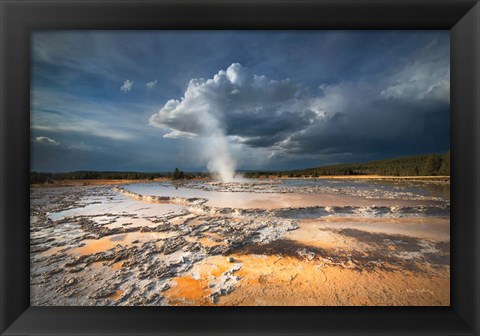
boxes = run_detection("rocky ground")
[30,180,450,306]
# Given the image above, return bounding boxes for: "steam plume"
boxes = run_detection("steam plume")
[149,63,312,182]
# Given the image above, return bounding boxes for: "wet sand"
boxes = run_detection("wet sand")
[30,179,450,306]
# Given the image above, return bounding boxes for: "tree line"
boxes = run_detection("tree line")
[244,151,450,178]
[30,169,207,184]
[31,152,450,184]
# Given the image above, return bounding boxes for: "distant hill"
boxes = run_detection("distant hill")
[245,152,450,178]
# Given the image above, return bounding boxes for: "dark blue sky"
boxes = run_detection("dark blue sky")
[31,31,450,172]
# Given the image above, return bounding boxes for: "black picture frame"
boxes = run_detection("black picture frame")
[1,0,479,335]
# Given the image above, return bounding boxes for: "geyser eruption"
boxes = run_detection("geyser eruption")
[203,134,236,182]
[194,110,237,182]
[149,62,316,182]
[149,64,249,182]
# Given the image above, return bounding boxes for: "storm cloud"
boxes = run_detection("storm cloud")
[31,31,450,173]
[150,53,449,164]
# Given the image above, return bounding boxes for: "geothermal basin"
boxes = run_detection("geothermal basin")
[30,178,450,306]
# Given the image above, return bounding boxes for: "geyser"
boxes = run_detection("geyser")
[149,62,315,183]
[202,133,236,183]
[149,65,249,182]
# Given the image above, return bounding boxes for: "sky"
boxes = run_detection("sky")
[31,31,450,173]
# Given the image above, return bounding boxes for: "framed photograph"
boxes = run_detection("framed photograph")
[1,0,479,335]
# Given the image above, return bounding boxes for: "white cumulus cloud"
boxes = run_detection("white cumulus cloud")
[120,79,134,92]
[35,136,59,145]
[149,63,318,141]
[146,80,157,89]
